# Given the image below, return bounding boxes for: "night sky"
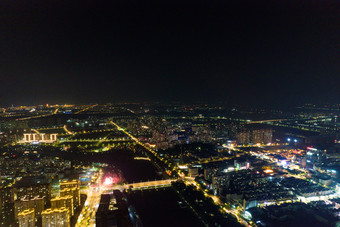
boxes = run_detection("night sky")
[1,1,339,107]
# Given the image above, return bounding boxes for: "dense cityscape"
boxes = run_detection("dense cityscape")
[1,1,339,226]
[0,103,340,226]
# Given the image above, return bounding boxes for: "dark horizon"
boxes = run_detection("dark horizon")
[1,1,339,107]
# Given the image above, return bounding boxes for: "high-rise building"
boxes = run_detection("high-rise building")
[0,185,14,226]
[252,130,263,144]
[236,128,272,145]
[236,131,250,144]
[18,209,35,227]
[59,180,80,190]
[96,191,132,227]
[188,167,199,177]
[252,128,272,144]
[0,185,13,206]
[263,129,273,144]
[60,187,79,212]
[59,180,80,210]
[51,195,74,216]
[14,180,51,208]
[96,194,118,227]
[41,208,70,227]
[14,196,44,220]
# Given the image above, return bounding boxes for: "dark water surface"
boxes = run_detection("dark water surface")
[127,188,204,227]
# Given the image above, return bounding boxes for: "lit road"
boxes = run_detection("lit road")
[15,113,54,121]
[53,107,59,114]
[31,128,40,134]
[109,121,157,155]
[15,107,60,121]
[61,138,131,143]
[195,156,232,164]
[75,104,98,114]
[246,119,289,124]
[63,125,73,135]
[76,170,103,227]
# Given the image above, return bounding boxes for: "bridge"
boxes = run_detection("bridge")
[103,179,174,192]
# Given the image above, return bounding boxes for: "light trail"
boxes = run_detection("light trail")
[63,125,73,135]
[109,121,157,155]
[75,104,98,114]
[246,119,289,124]
[31,129,40,135]
[134,157,151,161]
[53,108,59,114]
[15,113,53,121]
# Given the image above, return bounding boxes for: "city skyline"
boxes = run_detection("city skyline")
[1,102,340,226]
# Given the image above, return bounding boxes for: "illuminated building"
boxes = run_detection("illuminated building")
[14,196,44,220]
[42,208,70,227]
[51,195,73,216]
[18,133,57,144]
[14,180,51,208]
[60,180,80,190]
[0,186,14,226]
[236,131,250,144]
[188,167,199,177]
[60,187,79,212]
[59,180,80,211]
[252,129,272,144]
[0,185,14,208]
[18,209,35,227]
[237,128,272,145]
